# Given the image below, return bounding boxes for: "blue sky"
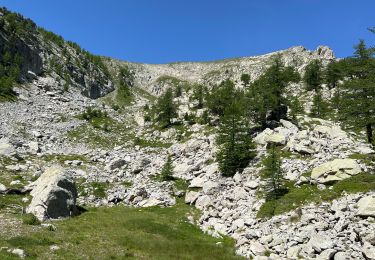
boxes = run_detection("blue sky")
[1,1,375,63]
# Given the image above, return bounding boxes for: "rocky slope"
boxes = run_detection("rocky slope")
[1,7,375,260]
[0,7,114,98]
[106,45,334,96]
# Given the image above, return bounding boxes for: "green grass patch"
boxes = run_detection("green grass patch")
[134,137,172,148]
[0,194,28,211]
[67,117,135,149]
[122,181,133,187]
[22,213,41,226]
[257,172,375,219]
[0,203,242,259]
[174,178,189,191]
[133,87,157,102]
[349,153,375,167]
[91,182,110,199]
[76,107,113,131]
[0,91,17,102]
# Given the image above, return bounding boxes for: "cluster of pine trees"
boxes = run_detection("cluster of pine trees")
[151,28,375,199]
[302,34,375,146]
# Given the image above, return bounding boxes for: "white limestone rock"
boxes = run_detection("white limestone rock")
[26,166,78,221]
[311,159,361,184]
[357,196,375,217]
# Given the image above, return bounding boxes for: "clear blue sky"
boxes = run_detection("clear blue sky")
[1,0,375,63]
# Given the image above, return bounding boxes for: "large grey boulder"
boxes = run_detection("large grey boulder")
[26,166,78,221]
[0,138,16,157]
[195,195,211,210]
[307,233,334,253]
[249,241,267,256]
[356,196,375,217]
[264,133,286,146]
[311,159,361,184]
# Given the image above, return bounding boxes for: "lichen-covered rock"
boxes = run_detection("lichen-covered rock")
[26,166,78,221]
[357,196,375,217]
[264,133,286,146]
[311,159,361,184]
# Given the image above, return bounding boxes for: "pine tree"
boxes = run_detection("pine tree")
[207,79,240,117]
[304,60,323,91]
[325,60,342,89]
[247,57,300,127]
[339,40,375,144]
[192,84,206,109]
[310,90,330,118]
[155,88,178,128]
[216,101,256,177]
[262,145,285,199]
[287,96,304,123]
[160,155,174,181]
[240,73,251,87]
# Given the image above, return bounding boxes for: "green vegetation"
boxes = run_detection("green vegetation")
[78,107,111,131]
[246,56,301,127]
[0,7,37,40]
[66,40,111,78]
[134,137,172,148]
[38,27,65,47]
[207,79,240,117]
[160,155,175,181]
[67,117,134,149]
[338,39,375,144]
[191,84,207,109]
[325,60,343,89]
[310,90,330,118]
[0,194,28,211]
[216,99,256,177]
[257,173,375,219]
[22,213,41,226]
[115,66,134,106]
[154,88,178,128]
[303,60,323,91]
[348,153,375,167]
[91,182,110,198]
[69,112,172,149]
[287,95,305,123]
[0,8,28,100]
[173,178,189,191]
[240,73,251,87]
[261,145,287,200]
[0,203,241,259]
[133,86,157,102]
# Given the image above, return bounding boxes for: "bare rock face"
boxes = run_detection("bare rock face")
[315,46,335,60]
[26,166,78,221]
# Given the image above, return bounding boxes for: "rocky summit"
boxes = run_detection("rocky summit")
[1,6,375,260]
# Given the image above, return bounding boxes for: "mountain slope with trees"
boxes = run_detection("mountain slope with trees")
[0,6,375,260]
